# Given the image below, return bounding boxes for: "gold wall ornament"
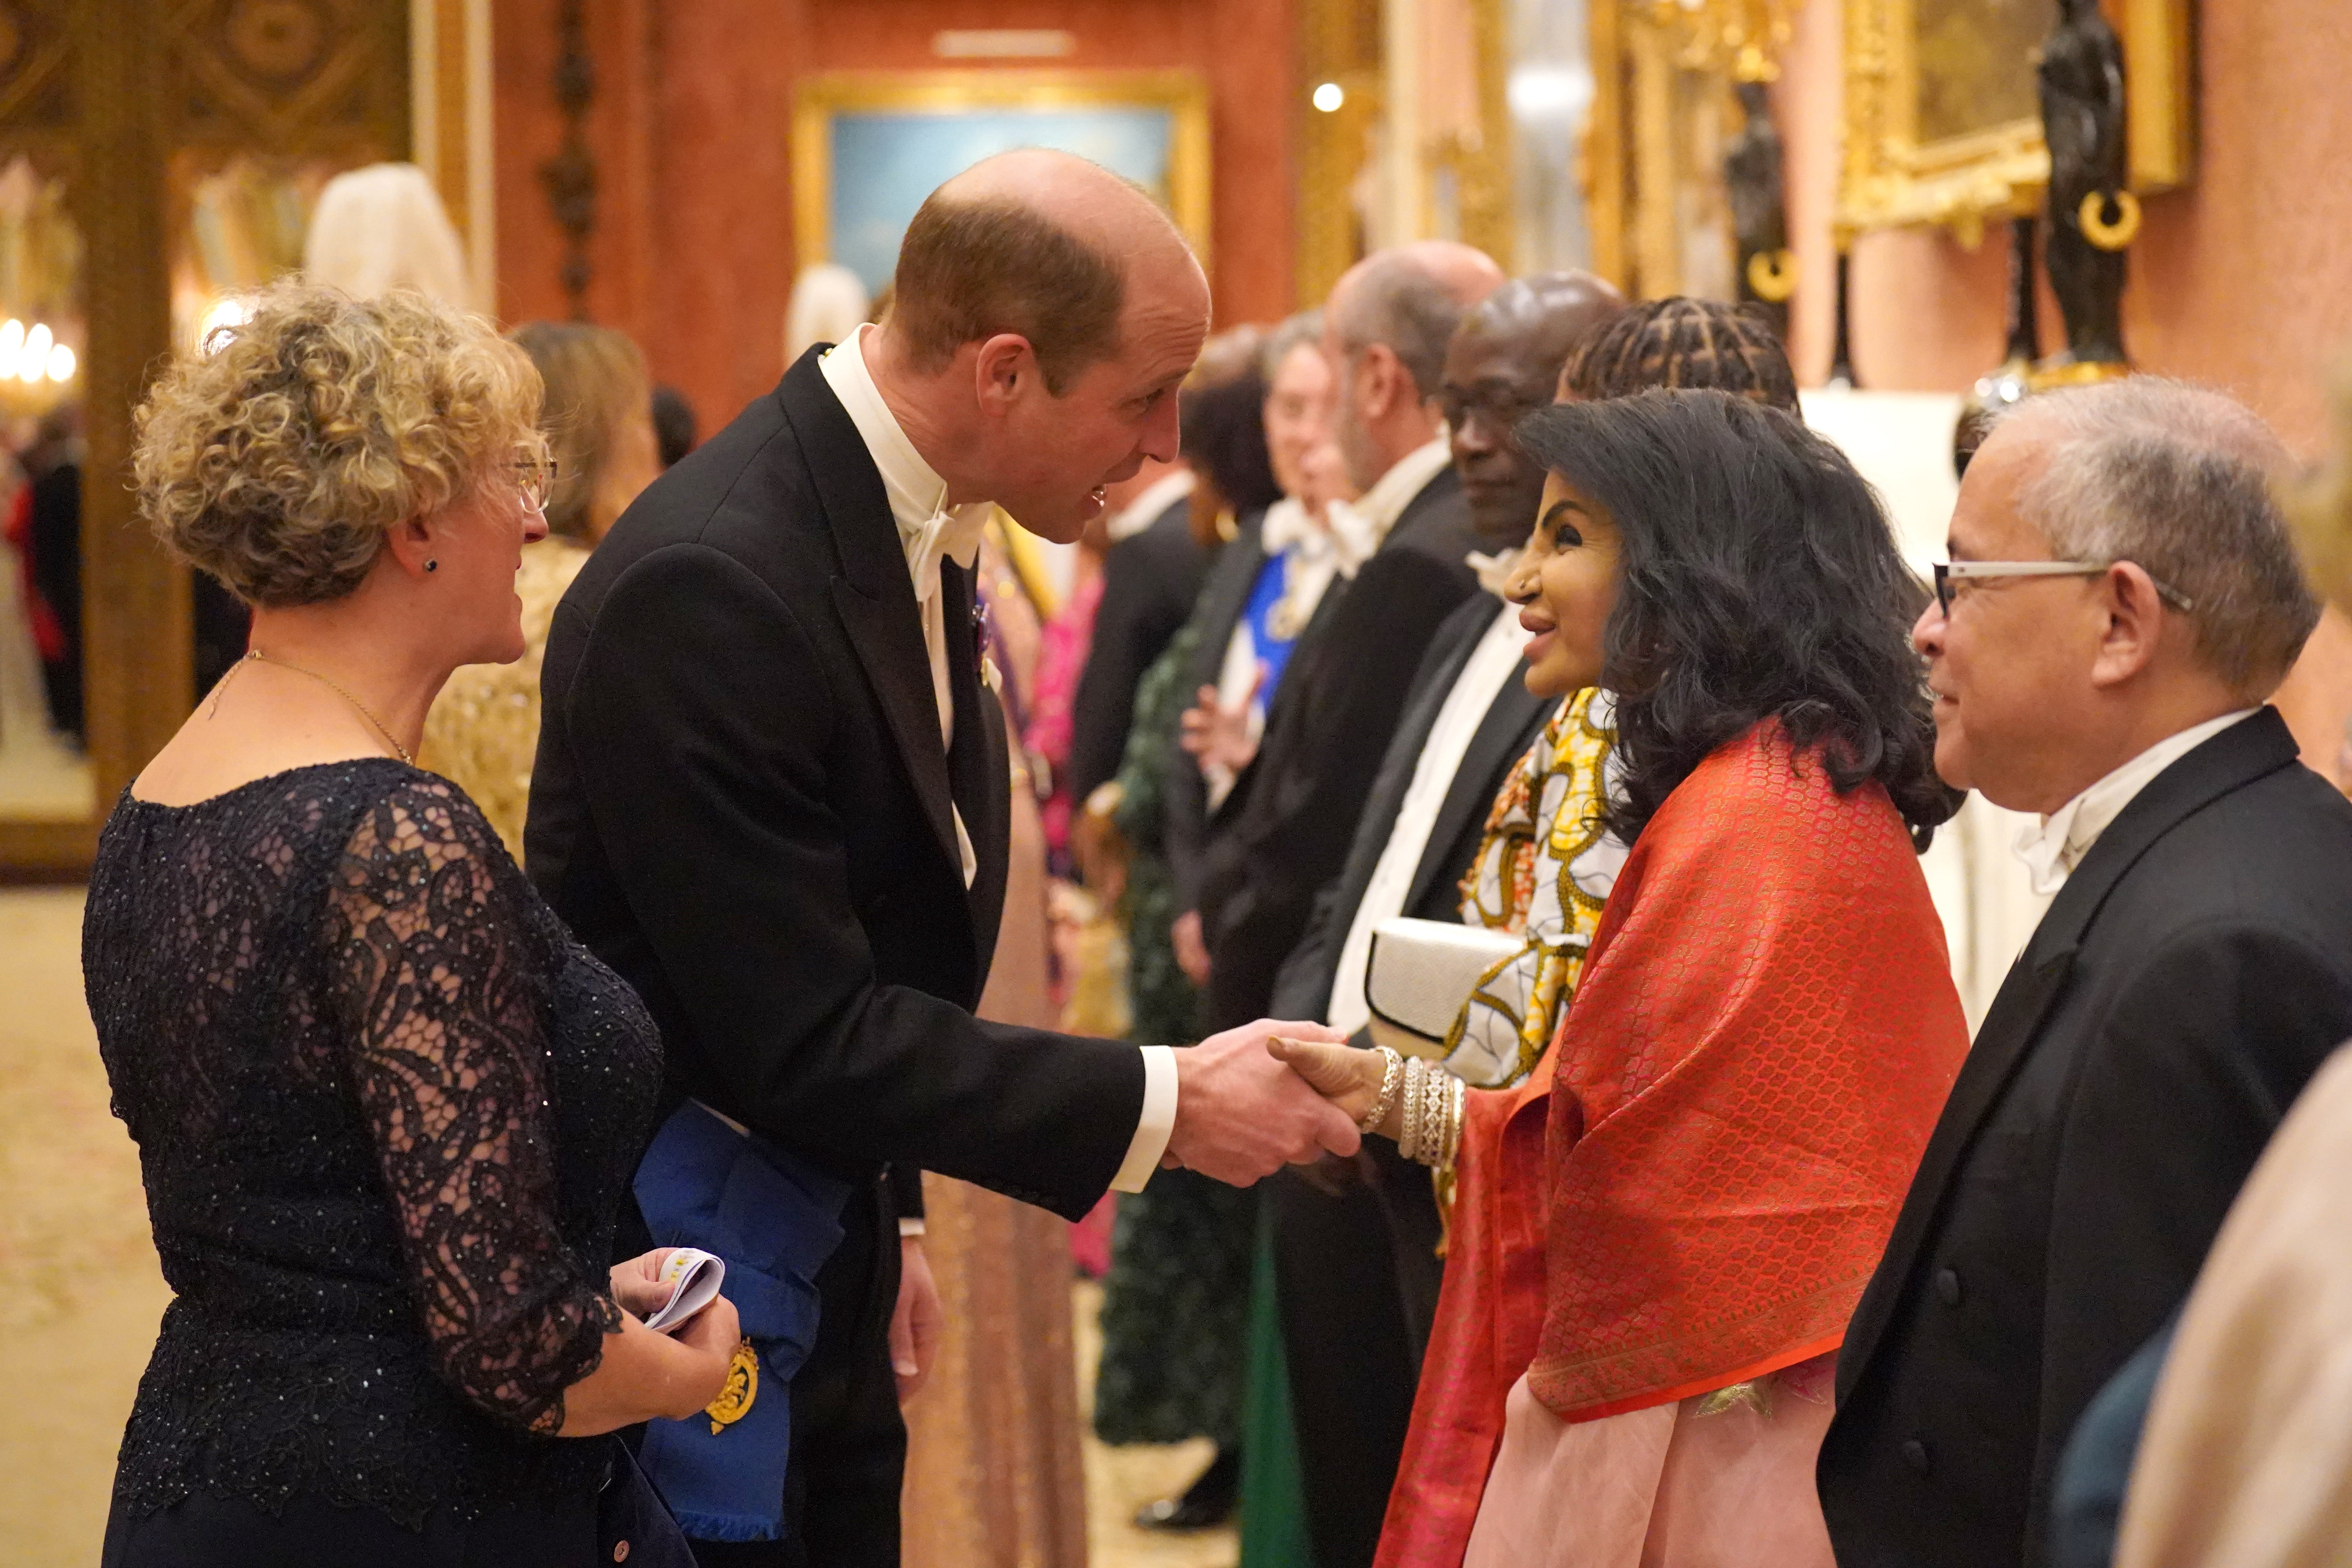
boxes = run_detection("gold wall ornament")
[223,0,328,84]
[1584,0,1752,301]
[1644,0,1797,84]
[2025,356,2131,391]
[1745,247,1795,302]
[2078,187,2140,250]
[0,0,411,871]
[1836,0,2192,243]
[706,1339,759,1435]
[1296,0,1378,304]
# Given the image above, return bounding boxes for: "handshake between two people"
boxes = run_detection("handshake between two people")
[1160,1020,1408,1186]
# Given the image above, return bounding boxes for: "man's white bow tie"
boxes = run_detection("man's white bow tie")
[2013,806,2083,897]
[904,502,991,604]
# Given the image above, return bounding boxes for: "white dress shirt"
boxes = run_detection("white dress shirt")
[1350,436,1455,551]
[2013,708,2259,895]
[1327,597,1535,1034]
[820,327,1178,1193]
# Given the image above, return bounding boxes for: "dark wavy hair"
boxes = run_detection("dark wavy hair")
[1181,367,1281,515]
[1515,388,1957,849]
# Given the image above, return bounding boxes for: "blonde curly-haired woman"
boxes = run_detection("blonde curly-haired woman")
[95,281,734,1567]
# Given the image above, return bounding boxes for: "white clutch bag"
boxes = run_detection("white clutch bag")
[1363,917,1521,1060]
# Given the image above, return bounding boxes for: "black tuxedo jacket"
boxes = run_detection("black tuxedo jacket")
[1197,465,1482,1031]
[1067,492,1210,811]
[1162,508,1269,909]
[1818,708,2352,1568]
[527,350,1145,1233]
[1269,589,1555,1025]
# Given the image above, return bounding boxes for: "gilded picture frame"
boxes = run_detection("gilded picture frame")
[1837,0,2193,241]
[791,70,1212,292]
[1580,0,1746,302]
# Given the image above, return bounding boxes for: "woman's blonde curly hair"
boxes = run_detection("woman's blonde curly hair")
[134,281,546,607]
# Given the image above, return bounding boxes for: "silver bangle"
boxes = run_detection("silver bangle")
[1361,1046,1405,1135]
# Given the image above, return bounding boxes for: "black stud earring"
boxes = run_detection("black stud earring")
[425,559,439,573]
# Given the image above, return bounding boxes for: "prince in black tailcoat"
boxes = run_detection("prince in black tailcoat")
[525,152,1356,1568]
[528,347,1147,1559]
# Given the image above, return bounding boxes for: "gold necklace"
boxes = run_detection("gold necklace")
[242,648,414,766]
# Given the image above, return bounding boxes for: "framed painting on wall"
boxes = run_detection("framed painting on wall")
[1838,0,2192,240]
[791,70,1212,296]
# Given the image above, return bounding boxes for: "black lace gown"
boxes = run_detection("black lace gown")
[85,761,663,1567]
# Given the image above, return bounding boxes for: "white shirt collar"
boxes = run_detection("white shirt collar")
[1349,437,1454,549]
[1107,469,1197,543]
[818,324,990,603]
[2013,708,2259,895]
[1467,546,1521,598]
[1261,495,1376,574]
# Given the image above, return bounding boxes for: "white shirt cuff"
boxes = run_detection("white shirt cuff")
[1111,1045,1179,1192]
[898,1217,927,1238]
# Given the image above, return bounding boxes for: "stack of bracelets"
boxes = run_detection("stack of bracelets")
[1357,1044,1466,1172]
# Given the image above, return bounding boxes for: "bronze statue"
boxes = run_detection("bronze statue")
[2037,0,2134,368]
[1724,78,1794,339]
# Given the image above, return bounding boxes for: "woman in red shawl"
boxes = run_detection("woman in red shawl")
[1278,388,1970,1567]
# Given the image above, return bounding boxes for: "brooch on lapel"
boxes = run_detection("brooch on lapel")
[970,598,992,674]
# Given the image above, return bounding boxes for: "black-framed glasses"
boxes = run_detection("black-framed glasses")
[510,456,561,511]
[1931,559,2196,617]
[1437,384,1547,437]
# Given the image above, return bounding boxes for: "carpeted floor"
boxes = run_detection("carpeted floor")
[0,887,172,1565]
[0,887,1236,1568]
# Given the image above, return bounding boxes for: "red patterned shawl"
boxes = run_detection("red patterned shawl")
[1376,722,1968,1568]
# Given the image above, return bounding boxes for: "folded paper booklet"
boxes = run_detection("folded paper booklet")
[644,1247,726,1335]
[1364,916,1522,1060]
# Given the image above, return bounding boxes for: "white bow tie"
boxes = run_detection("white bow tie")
[902,503,990,604]
[2012,803,2085,897]
[1263,498,1376,572]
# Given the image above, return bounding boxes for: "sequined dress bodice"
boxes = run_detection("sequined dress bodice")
[83,761,662,1528]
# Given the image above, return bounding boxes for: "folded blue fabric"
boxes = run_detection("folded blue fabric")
[632,1101,854,1543]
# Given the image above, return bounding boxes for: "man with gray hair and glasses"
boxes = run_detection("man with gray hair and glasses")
[1819,377,2352,1568]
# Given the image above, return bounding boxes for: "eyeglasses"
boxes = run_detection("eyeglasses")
[1437,384,1546,437]
[510,456,561,511]
[1931,559,2196,617]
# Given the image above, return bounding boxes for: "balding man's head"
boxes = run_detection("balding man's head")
[1327,245,1504,399]
[1321,243,1503,491]
[1441,270,1624,543]
[891,149,1202,395]
[873,150,1210,542]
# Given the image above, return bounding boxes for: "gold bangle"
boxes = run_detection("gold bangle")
[1362,1046,1405,1134]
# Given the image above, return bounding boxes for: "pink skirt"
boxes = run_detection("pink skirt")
[1463,1353,1838,1568]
